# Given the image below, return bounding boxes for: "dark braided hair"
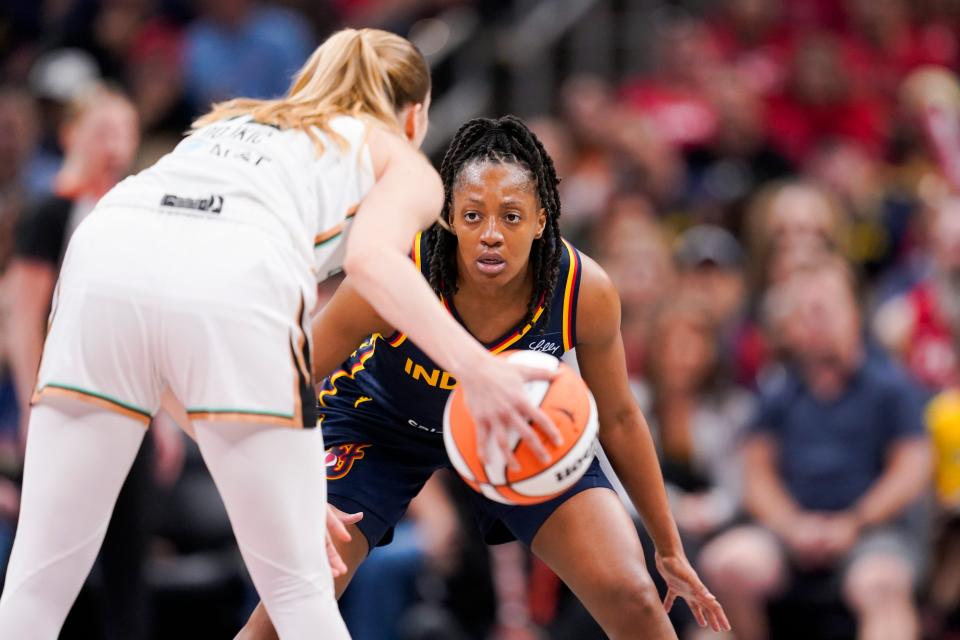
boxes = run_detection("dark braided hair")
[427,115,563,326]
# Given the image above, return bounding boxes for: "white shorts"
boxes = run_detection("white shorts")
[34,205,317,428]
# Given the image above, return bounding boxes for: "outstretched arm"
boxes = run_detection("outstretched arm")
[574,254,728,632]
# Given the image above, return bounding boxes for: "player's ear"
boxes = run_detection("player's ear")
[535,208,546,239]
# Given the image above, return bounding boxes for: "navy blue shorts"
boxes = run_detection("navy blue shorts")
[322,407,614,551]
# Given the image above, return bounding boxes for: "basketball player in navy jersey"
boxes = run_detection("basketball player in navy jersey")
[241,116,728,639]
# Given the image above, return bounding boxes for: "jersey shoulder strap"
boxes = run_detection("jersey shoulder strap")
[413,229,430,279]
[555,238,583,351]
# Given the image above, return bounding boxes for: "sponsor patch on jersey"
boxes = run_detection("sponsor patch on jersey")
[160,193,224,214]
[325,443,371,480]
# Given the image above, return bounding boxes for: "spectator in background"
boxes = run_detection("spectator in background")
[26,48,103,194]
[558,74,683,217]
[0,88,39,264]
[683,70,793,231]
[0,87,43,208]
[745,180,847,294]
[738,180,847,384]
[875,196,960,390]
[555,76,620,226]
[620,13,720,150]
[805,140,915,277]
[0,87,43,574]
[641,294,752,561]
[124,21,193,168]
[0,86,40,602]
[8,85,139,422]
[844,0,958,101]
[925,337,960,637]
[764,32,888,165]
[608,105,685,208]
[527,116,589,238]
[184,0,313,111]
[6,84,181,639]
[699,260,931,640]
[673,225,759,389]
[706,0,793,97]
[591,204,674,377]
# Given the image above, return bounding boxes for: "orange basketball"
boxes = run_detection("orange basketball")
[442,350,599,505]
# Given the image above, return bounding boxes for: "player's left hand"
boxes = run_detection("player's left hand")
[326,504,362,578]
[656,551,730,633]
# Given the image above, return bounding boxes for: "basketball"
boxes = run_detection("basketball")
[443,350,599,505]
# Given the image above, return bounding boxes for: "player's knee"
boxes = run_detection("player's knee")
[843,554,914,614]
[596,569,663,634]
[699,527,784,597]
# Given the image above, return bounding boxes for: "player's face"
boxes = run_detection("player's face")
[450,161,546,287]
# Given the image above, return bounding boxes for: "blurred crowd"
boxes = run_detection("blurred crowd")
[4,0,960,639]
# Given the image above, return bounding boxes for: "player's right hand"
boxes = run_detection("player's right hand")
[457,355,562,471]
[326,504,362,577]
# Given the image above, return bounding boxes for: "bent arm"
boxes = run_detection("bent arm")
[310,276,392,381]
[574,256,683,556]
[343,128,487,381]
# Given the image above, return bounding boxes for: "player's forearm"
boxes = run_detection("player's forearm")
[600,407,683,556]
[852,437,932,528]
[343,249,487,379]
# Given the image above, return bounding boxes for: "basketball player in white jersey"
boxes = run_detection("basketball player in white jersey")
[0,28,559,639]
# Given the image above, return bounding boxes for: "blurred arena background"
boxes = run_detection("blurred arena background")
[3,0,960,638]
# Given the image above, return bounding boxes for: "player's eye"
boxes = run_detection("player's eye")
[504,212,521,224]
[463,211,481,222]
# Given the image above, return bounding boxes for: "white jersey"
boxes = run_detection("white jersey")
[101,114,375,283]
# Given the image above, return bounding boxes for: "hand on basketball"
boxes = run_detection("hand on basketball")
[458,356,562,471]
[656,551,730,633]
[326,504,362,578]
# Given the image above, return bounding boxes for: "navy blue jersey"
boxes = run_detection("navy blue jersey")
[318,232,584,435]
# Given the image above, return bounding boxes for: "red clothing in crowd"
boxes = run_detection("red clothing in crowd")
[764,90,887,165]
[902,280,959,390]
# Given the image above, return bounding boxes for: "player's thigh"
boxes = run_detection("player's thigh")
[530,487,661,617]
[323,425,444,594]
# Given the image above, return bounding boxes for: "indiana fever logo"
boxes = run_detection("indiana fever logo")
[325,444,371,480]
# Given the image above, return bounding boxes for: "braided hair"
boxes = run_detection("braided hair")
[426,115,563,326]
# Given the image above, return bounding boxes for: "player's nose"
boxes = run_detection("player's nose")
[480,218,504,245]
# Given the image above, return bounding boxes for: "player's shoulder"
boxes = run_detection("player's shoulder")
[567,243,616,305]
[564,242,619,343]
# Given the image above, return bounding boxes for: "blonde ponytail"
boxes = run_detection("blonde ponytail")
[191,28,430,152]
